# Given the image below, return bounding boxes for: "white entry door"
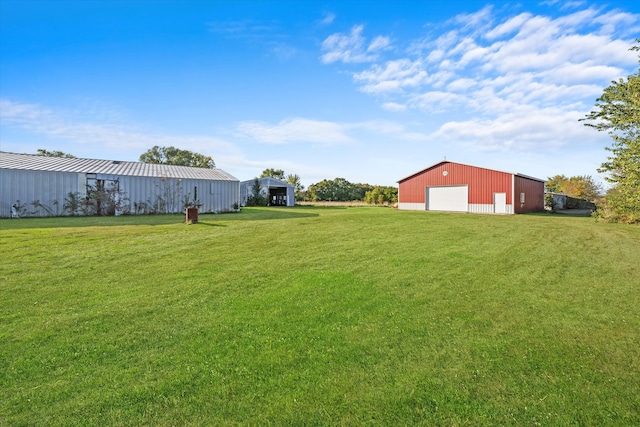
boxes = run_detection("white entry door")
[494,192,507,213]
[427,186,468,212]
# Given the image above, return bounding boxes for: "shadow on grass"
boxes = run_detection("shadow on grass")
[0,215,188,229]
[0,208,320,230]
[204,207,320,221]
[192,221,226,227]
[522,211,594,219]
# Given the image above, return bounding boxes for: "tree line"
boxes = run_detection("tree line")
[249,170,398,205]
[304,178,397,205]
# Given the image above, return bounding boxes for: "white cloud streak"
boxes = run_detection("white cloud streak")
[319,12,336,26]
[432,107,594,151]
[0,98,237,157]
[234,117,430,145]
[320,4,639,152]
[235,118,353,144]
[321,25,391,64]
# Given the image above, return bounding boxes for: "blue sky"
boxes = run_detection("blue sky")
[1,0,638,187]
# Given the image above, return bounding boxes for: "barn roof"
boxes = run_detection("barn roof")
[240,177,294,188]
[397,160,545,183]
[0,151,238,181]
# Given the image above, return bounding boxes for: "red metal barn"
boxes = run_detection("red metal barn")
[397,161,545,214]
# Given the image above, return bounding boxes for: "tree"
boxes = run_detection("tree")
[545,175,569,193]
[285,174,304,201]
[245,178,266,206]
[36,148,75,158]
[353,183,374,200]
[545,175,601,201]
[139,146,215,168]
[582,41,640,223]
[364,186,398,205]
[308,178,354,201]
[260,168,285,180]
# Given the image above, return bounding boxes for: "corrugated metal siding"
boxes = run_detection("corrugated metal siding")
[95,175,240,214]
[0,169,80,217]
[514,176,545,213]
[1,162,240,217]
[398,162,512,205]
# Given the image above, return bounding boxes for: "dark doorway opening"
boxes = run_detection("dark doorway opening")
[268,187,288,206]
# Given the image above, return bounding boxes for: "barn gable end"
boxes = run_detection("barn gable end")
[239,177,295,207]
[397,161,545,215]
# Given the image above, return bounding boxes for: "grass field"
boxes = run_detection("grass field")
[1,207,639,426]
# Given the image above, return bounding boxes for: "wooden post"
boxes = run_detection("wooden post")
[186,207,198,223]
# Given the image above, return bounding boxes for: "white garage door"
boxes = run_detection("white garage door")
[427,186,468,212]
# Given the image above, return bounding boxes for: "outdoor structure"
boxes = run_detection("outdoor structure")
[0,151,240,218]
[397,161,545,214]
[240,177,295,207]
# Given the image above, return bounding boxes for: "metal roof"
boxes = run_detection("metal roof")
[240,177,294,188]
[397,160,545,183]
[0,151,238,181]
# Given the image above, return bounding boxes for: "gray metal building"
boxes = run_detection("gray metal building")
[0,151,240,217]
[240,177,295,207]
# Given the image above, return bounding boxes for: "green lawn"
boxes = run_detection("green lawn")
[1,207,639,426]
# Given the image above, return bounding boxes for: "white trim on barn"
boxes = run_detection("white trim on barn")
[398,202,424,210]
[0,151,240,217]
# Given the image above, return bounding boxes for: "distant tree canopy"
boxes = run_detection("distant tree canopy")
[260,168,285,180]
[139,146,215,168]
[582,40,640,223]
[285,174,304,201]
[258,169,396,204]
[306,178,359,202]
[304,178,397,204]
[545,175,602,201]
[364,186,398,205]
[36,148,75,158]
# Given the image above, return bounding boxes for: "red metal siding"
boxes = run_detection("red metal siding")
[398,162,513,204]
[513,176,545,213]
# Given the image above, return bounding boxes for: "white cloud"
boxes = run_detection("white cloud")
[594,10,640,36]
[235,117,431,145]
[408,91,468,112]
[353,59,427,93]
[235,118,353,144]
[485,13,532,39]
[451,5,494,32]
[321,25,389,64]
[432,107,595,151]
[319,12,336,26]
[381,102,407,112]
[368,36,392,52]
[446,78,477,92]
[352,120,431,141]
[326,4,638,112]
[0,98,236,157]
